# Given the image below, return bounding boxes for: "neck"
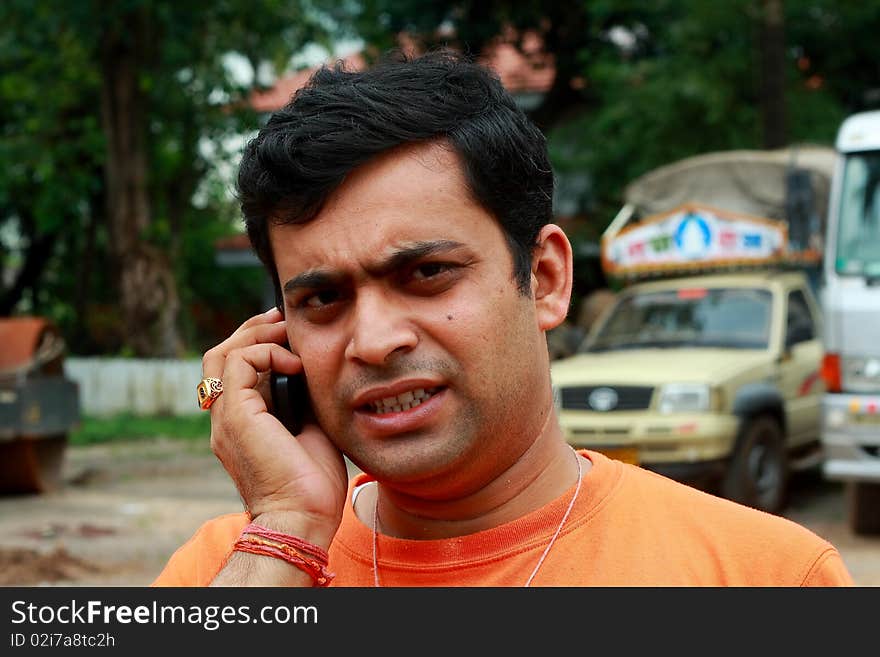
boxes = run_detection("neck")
[361,415,589,540]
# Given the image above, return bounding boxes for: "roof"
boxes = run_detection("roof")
[215,233,259,267]
[223,34,558,263]
[481,31,554,94]
[247,33,555,114]
[249,53,366,113]
[836,110,880,153]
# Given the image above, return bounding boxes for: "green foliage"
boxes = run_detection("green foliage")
[786,0,880,115]
[546,0,877,235]
[358,0,879,243]
[5,0,879,352]
[0,3,104,251]
[70,413,211,445]
[551,0,763,225]
[0,0,355,354]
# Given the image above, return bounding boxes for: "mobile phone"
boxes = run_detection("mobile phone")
[269,371,311,435]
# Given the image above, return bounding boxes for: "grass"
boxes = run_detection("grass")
[70,413,212,445]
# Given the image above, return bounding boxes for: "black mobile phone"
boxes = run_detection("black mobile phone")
[269,371,310,435]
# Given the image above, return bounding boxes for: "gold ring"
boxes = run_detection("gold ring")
[197,377,223,410]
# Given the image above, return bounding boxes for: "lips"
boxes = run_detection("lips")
[351,380,448,435]
[368,387,441,414]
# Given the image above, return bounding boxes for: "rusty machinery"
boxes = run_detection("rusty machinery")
[0,317,80,493]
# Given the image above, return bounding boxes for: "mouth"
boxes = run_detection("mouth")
[362,387,443,415]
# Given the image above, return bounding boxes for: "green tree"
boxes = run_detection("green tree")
[0,2,104,324]
[355,0,878,233]
[1,0,352,356]
[553,0,870,226]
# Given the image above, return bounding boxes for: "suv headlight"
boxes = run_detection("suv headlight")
[658,383,712,413]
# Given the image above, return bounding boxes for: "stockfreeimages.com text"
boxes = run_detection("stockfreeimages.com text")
[11,599,317,631]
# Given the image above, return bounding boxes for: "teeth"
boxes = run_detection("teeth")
[371,387,437,414]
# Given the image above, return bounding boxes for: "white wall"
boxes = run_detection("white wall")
[64,358,203,417]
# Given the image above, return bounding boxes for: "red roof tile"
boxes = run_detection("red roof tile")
[227,33,558,257]
[481,31,554,94]
[247,34,554,113]
[215,233,252,251]
[248,53,367,113]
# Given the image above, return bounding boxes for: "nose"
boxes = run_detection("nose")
[344,289,418,365]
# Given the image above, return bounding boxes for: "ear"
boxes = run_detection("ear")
[530,224,573,331]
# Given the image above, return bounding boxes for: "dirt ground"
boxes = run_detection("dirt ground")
[1,438,878,586]
[0,438,242,586]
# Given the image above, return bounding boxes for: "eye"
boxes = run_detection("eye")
[292,288,348,324]
[401,261,464,296]
[303,289,342,308]
[411,262,452,280]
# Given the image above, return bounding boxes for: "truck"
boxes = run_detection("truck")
[819,110,880,534]
[550,146,835,515]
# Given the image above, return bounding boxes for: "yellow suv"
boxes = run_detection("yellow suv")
[551,269,824,514]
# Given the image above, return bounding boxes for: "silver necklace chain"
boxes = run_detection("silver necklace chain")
[372,448,583,587]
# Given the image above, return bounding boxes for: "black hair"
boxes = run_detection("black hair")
[236,49,554,307]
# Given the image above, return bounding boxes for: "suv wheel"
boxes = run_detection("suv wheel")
[722,415,788,514]
[849,482,880,535]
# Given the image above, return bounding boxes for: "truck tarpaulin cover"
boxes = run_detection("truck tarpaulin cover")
[602,147,836,279]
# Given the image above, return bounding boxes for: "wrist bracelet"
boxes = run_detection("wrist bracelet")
[234,522,335,586]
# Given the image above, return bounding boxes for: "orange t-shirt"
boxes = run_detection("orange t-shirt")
[152,450,853,587]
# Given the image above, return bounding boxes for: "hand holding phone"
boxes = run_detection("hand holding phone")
[201,309,349,585]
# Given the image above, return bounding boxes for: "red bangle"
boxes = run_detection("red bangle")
[234,522,335,587]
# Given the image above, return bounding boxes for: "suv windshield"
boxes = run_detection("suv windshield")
[583,287,773,352]
[835,151,880,278]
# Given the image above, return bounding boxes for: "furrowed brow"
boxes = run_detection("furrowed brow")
[282,270,345,295]
[281,240,467,294]
[368,240,467,277]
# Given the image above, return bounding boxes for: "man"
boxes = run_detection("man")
[154,50,852,586]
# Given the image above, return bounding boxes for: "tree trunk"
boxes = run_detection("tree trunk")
[0,209,56,316]
[99,12,182,358]
[70,188,103,353]
[759,0,787,149]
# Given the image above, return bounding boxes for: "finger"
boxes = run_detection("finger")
[202,319,288,379]
[234,306,283,334]
[228,321,289,352]
[202,306,282,378]
[214,344,314,458]
[221,343,303,408]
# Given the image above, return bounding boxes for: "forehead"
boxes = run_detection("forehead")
[269,143,507,274]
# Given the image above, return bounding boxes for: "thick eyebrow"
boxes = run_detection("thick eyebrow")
[282,240,467,295]
[369,240,467,278]
[283,270,344,295]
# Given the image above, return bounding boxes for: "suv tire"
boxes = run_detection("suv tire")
[849,482,880,535]
[722,415,788,514]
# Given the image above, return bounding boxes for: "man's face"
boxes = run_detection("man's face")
[269,143,552,499]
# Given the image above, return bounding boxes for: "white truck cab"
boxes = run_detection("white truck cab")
[820,110,880,534]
